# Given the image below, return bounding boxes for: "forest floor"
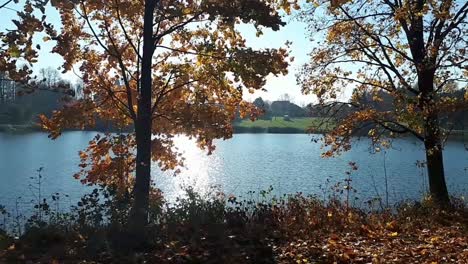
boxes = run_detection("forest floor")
[1,188,467,263]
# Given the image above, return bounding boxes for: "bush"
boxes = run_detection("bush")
[1,186,467,263]
[0,229,12,251]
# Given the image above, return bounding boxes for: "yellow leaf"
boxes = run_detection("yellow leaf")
[9,45,20,58]
[385,220,398,230]
[389,232,398,237]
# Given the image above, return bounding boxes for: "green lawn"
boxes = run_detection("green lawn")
[234,117,334,133]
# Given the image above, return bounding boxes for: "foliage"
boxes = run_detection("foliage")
[0,0,50,84]
[37,0,291,195]
[0,186,467,263]
[270,100,307,117]
[251,97,310,119]
[298,0,468,203]
[299,0,467,153]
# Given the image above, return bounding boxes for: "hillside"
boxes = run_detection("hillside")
[234,117,334,133]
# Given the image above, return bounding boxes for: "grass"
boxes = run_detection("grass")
[234,117,334,133]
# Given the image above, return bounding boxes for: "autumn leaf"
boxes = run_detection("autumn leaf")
[8,46,20,58]
[37,0,290,228]
[298,0,467,204]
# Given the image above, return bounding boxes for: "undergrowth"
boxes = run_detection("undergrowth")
[0,184,467,263]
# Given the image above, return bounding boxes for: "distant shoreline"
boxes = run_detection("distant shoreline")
[2,123,467,140]
[0,123,319,134]
[0,123,41,133]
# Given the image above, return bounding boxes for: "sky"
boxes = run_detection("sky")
[237,20,313,105]
[0,2,315,104]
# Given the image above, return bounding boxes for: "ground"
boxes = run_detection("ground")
[1,191,467,264]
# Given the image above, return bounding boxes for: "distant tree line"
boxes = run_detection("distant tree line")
[248,86,468,133]
[251,95,308,120]
[0,68,76,125]
[347,85,468,131]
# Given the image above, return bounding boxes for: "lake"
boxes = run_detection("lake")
[1,132,467,212]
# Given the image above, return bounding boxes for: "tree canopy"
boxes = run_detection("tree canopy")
[0,0,50,83]
[299,0,467,203]
[39,0,290,191]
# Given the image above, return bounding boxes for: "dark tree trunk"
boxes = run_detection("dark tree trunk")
[420,73,450,206]
[405,1,450,206]
[129,0,156,238]
[403,3,450,206]
[423,114,450,205]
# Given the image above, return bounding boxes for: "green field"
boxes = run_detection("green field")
[234,117,334,133]
[234,117,468,137]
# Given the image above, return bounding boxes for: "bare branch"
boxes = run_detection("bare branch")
[153,12,203,49]
[154,45,226,60]
[113,0,142,61]
[102,20,137,120]
[0,0,14,9]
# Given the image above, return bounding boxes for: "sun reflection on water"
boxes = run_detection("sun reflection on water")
[151,136,224,202]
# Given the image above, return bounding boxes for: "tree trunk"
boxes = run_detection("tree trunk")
[128,0,155,239]
[420,71,450,206]
[403,0,449,205]
[423,116,450,206]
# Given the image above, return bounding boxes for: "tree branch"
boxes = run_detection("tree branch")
[113,0,142,61]
[0,0,13,9]
[102,20,137,120]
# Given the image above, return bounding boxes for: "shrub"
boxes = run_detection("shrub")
[1,186,467,263]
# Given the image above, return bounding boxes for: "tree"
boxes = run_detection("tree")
[39,67,60,89]
[40,0,290,237]
[279,92,293,102]
[253,97,273,119]
[73,80,85,99]
[0,72,16,103]
[0,0,50,84]
[299,0,467,205]
[0,1,53,123]
[253,97,266,108]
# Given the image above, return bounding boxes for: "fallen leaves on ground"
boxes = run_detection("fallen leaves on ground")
[1,196,467,263]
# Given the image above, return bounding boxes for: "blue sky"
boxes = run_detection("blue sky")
[237,20,313,104]
[0,4,314,104]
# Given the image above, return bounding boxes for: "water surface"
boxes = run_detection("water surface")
[1,132,467,211]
